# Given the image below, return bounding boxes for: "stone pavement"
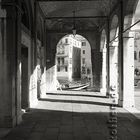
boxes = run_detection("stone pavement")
[1,91,140,140]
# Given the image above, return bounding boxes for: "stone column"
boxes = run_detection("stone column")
[118,0,124,107]
[15,1,22,125]
[106,18,110,97]
[0,1,22,127]
[92,50,102,92]
[29,1,39,107]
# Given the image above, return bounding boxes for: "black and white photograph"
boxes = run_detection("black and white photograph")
[0,0,140,140]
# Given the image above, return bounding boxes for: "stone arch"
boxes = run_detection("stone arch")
[46,32,95,66]
[55,34,93,58]
[100,30,107,51]
[110,15,119,42]
[53,33,94,50]
[55,34,93,90]
[45,31,101,92]
[54,33,94,71]
[56,34,92,48]
[45,33,94,92]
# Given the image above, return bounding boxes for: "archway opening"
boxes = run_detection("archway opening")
[55,34,93,92]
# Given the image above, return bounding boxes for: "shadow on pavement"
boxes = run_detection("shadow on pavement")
[2,108,140,140]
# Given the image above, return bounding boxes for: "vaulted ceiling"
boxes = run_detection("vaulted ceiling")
[38,0,136,32]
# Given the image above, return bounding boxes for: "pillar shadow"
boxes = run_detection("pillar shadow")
[46,93,107,98]
[39,98,113,107]
[2,108,140,140]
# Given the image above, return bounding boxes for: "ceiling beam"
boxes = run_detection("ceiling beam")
[45,16,107,20]
[37,0,100,2]
[46,29,98,33]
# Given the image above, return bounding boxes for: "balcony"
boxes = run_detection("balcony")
[56,53,68,57]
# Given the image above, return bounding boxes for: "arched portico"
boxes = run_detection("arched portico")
[1,0,140,129]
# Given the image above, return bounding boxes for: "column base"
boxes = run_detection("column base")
[0,115,16,128]
[118,99,123,107]
[16,112,22,125]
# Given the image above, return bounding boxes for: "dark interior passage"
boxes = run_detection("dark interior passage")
[21,46,29,109]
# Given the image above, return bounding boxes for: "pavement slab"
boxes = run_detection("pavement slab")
[1,91,140,140]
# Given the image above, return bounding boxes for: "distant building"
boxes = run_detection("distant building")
[134,32,140,76]
[81,40,93,83]
[56,35,81,81]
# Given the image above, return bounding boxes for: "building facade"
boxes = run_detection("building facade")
[81,40,93,84]
[134,32,140,72]
[134,32,140,86]
[56,35,81,82]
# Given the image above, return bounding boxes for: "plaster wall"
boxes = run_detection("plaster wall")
[81,40,92,78]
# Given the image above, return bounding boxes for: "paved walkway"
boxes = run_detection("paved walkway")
[1,91,140,140]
